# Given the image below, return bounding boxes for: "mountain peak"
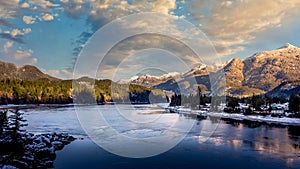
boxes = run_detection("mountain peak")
[0,60,60,81]
[278,43,298,49]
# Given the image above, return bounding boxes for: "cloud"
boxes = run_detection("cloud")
[72,31,93,56]
[72,9,218,79]
[151,0,177,14]
[0,28,32,43]
[0,49,38,65]
[47,69,60,76]
[20,0,299,68]
[0,33,24,43]
[86,0,177,30]
[60,67,73,75]
[60,0,90,19]
[79,27,216,80]
[12,49,34,60]
[205,0,293,37]
[1,0,299,79]
[23,28,32,34]
[47,67,73,78]
[23,15,36,24]
[21,2,30,8]
[10,29,22,37]
[27,0,60,11]
[188,0,300,56]
[3,41,13,53]
[63,0,178,57]
[40,13,54,21]
[0,29,31,45]
[0,0,59,42]
[0,0,20,18]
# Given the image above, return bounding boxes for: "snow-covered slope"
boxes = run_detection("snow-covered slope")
[119,43,300,97]
[118,72,180,87]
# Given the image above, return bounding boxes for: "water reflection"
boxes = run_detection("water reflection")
[211,119,300,167]
[24,105,300,168]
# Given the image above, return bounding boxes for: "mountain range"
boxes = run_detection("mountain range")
[1,43,300,98]
[120,43,300,98]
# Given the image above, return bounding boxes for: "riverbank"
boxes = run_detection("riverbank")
[0,102,165,111]
[0,109,76,168]
[0,132,75,168]
[0,104,75,111]
[209,112,300,126]
[167,107,300,126]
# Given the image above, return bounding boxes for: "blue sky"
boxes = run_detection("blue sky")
[0,0,300,79]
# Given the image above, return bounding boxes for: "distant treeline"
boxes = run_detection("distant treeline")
[170,88,300,115]
[0,78,168,105]
[169,87,213,109]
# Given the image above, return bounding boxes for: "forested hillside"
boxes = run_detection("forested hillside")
[0,79,168,105]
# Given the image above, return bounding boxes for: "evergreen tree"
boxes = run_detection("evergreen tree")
[0,110,8,135]
[289,94,300,113]
[251,94,264,111]
[8,109,27,134]
[227,97,239,111]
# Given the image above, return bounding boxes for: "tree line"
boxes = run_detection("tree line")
[0,79,167,105]
[169,87,300,115]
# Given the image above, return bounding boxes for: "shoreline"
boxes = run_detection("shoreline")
[167,107,300,127]
[0,103,75,111]
[3,103,300,126]
[0,102,160,111]
[209,112,300,126]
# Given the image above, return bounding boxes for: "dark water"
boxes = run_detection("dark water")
[23,105,300,169]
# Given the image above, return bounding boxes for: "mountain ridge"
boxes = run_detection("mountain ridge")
[120,43,300,97]
[0,61,60,81]
[1,43,299,98]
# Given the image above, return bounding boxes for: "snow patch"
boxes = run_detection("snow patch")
[209,112,300,126]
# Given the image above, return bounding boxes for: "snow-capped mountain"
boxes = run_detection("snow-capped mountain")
[121,43,300,97]
[118,72,180,87]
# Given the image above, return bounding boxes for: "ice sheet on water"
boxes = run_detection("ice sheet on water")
[23,106,85,137]
[121,128,163,138]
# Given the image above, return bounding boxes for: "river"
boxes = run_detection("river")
[23,105,300,169]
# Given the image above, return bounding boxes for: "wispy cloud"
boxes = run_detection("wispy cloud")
[0,33,24,43]
[3,41,13,53]
[27,0,60,11]
[0,0,60,43]
[0,49,38,65]
[0,28,32,43]
[188,0,300,56]
[47,67,73,79]
[1,0,299,80]
[64,0,178,58]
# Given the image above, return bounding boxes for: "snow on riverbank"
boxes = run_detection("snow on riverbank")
[209,112,300,126]
[167,107,300,126]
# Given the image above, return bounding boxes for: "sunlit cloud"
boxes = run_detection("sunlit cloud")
[23,15,36,24]
[40,13,54,21]
[188,0,300,56]
[21,2,30,8]
[0,0,299,80]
